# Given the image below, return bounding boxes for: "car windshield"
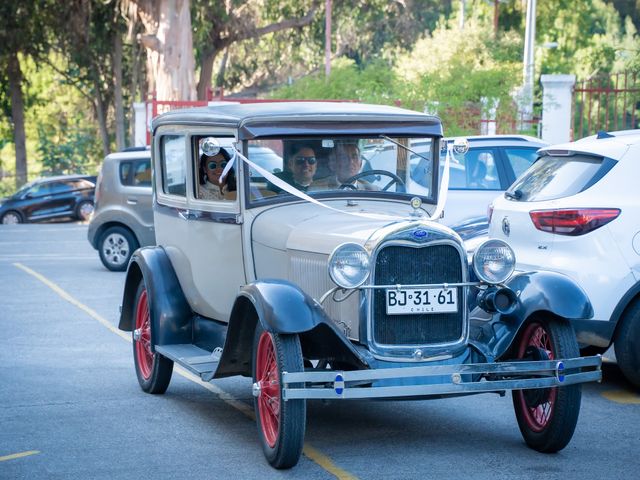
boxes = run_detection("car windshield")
[506,153,604,202]
[245,136,437,205]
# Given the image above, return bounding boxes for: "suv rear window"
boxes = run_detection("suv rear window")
[507,154,605,202]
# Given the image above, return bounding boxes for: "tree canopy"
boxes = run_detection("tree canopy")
[0,0,638,194]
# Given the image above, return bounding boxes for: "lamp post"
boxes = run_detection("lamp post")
[325,0,332,77]
[521,0,537,121]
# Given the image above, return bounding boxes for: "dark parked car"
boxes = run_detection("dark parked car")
[0,175,96,224]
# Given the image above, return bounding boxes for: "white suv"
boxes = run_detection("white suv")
[489,129,640,388]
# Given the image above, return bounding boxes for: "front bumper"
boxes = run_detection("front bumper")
[279,355,602,400]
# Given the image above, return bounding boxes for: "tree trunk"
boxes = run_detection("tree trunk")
[7,52,27,188]
[138,0,196,101]
[197,50,216,100]
[113,33,126,150]
[92,74,111,156]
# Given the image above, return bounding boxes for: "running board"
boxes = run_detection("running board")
[155,344,221,381]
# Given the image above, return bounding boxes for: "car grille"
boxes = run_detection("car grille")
[372,244,464,346]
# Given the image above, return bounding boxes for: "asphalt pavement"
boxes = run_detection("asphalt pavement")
[1,223,639,480]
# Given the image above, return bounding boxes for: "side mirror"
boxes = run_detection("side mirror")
[201,137,221,156]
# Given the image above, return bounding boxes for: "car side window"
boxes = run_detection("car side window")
[49,181,73,194]
[133,160,151,186]
[446,148,500,190]
[160,135,187,196]
[28,183,52,197]
[119,161,132,185]
[504,147,540,179]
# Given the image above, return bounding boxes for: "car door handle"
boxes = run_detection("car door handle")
[126,197,138,205]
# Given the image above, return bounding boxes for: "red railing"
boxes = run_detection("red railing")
[572,72,639,139]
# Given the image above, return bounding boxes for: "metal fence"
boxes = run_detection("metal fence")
[572,72,639,139]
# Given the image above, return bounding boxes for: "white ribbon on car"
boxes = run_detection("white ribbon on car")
[221,141,452,223]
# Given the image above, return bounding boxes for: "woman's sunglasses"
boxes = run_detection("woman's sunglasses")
[294,156,316,166]
[207,160,228,170]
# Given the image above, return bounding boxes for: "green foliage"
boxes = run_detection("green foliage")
[271,57,400,104]
[36,123,100,175]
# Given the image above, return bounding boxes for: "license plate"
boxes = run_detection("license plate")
[385,288,458,314]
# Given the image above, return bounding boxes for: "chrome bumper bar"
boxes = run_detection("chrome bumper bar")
[281,356,602,401]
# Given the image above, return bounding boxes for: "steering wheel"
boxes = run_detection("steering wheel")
[340,169,406,192]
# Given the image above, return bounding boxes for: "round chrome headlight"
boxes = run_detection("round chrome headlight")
[328,243,370,289]
[472,239,516,284]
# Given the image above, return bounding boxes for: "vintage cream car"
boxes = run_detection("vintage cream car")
[118,102,601,469]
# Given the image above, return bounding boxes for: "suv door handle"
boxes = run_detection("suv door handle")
[126,197,138,205]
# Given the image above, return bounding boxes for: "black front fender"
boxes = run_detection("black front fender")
[119,246,191,348]
[215,279,369,378]
[470,270,593,359]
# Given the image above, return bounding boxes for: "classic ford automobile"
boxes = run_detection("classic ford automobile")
[118,102,601,469]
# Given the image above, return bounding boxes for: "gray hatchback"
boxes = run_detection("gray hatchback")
[88,148,155,271]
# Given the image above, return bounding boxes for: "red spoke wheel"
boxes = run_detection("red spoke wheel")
[512,317,581,452]
[133,279,173,394]
[252,324,305,469]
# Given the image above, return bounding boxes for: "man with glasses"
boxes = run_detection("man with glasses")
[268,144,318,193]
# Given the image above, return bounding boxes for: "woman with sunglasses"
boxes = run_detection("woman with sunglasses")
[198,149,236,200]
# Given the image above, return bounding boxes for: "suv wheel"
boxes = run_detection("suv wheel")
[76,200,94,221]
[98,226,139,271]
[614,299,640,389]
[1,211,23,224]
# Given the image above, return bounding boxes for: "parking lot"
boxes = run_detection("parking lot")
[1,223,639,480]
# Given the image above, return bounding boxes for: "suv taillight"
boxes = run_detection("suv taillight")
[529,208,620,236]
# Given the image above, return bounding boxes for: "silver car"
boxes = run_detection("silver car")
[88,148,155,271]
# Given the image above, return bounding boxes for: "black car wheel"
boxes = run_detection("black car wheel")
[512,317,581,453]
[252,324,306,469]
[76,200,94,221]
[98,226,139,271]
[133,279,173,393]
[614,299,640,389]
[1,211,23,224]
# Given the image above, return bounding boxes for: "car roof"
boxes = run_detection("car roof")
[33,174,95,184]
[539,129,640,161]
[152,102,443,139]
[445,134,548,147]
[105,149,151,161]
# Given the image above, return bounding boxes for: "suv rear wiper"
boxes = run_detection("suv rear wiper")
[504,189,523,200]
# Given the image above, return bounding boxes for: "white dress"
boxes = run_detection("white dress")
[199,181,225,201]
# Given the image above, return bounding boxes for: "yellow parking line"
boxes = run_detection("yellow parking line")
[0,450,40,462]
[14,263,359,479]
[602,390,640,404]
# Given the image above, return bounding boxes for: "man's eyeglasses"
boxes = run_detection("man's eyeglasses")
[294,156,316,166]
[207,161,228,170]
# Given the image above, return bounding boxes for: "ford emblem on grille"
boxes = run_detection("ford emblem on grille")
[413,229,427,239]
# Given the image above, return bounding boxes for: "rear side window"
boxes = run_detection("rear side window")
[507,154,604,202]
[160,135,187,196]
[504,147,540,179]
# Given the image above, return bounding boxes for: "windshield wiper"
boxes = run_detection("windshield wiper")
[504,189,523,200]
